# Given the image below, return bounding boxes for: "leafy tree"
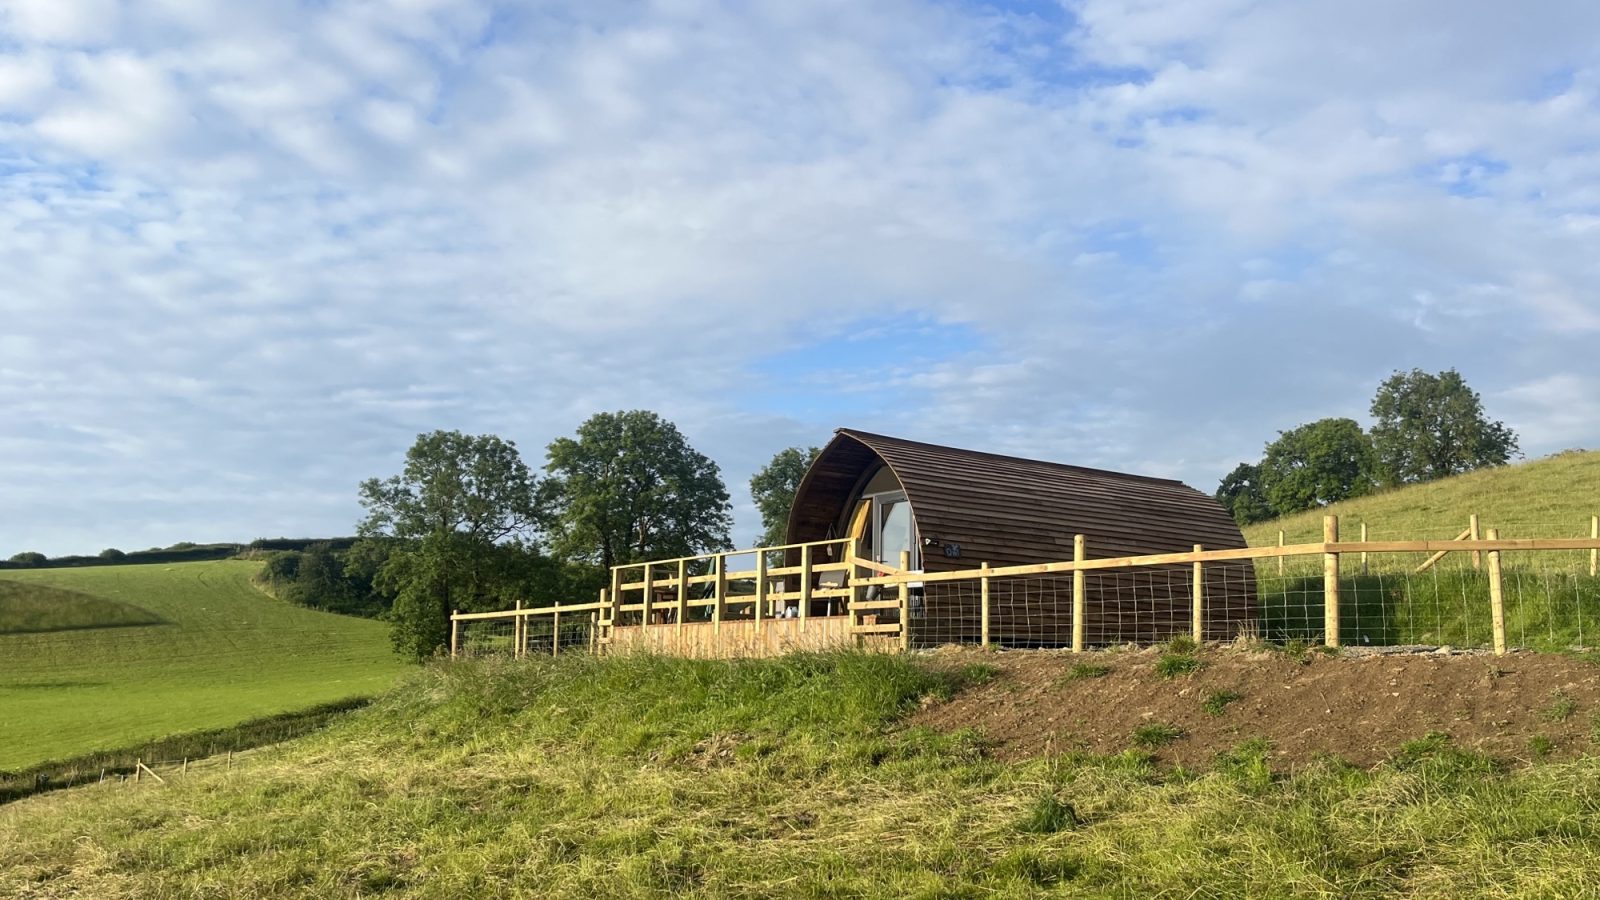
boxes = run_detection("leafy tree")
[98,548,126,561]
[7,551,46,567]
[545,410,733,570]
[358,431,542,659]
[1259,418,1377,514]
[750,446,821,545]
[1369,368,1519,484]
[1215,462,1274,525]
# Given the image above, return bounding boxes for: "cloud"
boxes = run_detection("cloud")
[2,0,1599,555]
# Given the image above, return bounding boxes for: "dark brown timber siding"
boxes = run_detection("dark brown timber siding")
[786,429,1254,646]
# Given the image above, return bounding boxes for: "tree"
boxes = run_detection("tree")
[7,551,46,567]
[1259,418,1377,515]
[544,410,733,570]
[750,446,821,545]
[98,548,126,561]
[1215,462,1273,525]
[358,430,542,659]
[1369,368,1518,484]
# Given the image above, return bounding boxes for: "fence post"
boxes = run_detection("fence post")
[1360,522,1368,576]
[799,543,812,623]
[1323,516,1340,648]
[754,551,766,635]
[609,568,622,626]
[553,603,561,656]
[1191,544,1204,644]
[898,549,911,652]
[641,563,653,629]
[450,610,460,659]
[713,553,726,634]
[134,758,141,783]
[1072,534,1086,652]
[980,562,991,649]
[1277,530,1285,576]
[1487,528,1506,656]
[514,599,524,659]
[676,559,687,630]
[1470,513,1481,570]
[845,538,859,643]
[1590,515,1597,578]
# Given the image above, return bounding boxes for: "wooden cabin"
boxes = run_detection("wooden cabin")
[785,429,1254,647]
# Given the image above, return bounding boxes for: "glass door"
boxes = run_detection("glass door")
[874,492,916,570]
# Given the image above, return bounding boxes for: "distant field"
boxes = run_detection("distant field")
[0,561,407,771]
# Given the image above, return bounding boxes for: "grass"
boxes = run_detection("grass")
[1131,722,1184,747]
[1202,689,1243,716]
[0,579,163,634]
[1242,449,1600,552]
[1545,691,1577,723]
[1060,662,1112,682]
[0,560,406,772]
[12,652,1600,897]
[1156,653,1203,678]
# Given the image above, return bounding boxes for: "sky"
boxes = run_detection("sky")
[3,0,1600,556]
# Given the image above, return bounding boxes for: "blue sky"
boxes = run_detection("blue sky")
[3,0,1600,554]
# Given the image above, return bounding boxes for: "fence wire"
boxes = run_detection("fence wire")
[911,546,1600,652]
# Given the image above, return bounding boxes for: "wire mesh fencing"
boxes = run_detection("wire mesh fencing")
[455,609,598,659]
[909,541,1600,653]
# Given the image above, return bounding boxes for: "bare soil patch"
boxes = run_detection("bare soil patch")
[912,645,1600,768]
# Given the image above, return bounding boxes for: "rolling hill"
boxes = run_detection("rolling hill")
[0,560,406,772]
[1243,449,1600,547]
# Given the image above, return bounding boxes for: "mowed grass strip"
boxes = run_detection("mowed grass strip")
[7,653,1600,897]
[0,560,406,771]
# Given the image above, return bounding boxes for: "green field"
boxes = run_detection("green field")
[1244,449,1600,549]
[0,560,407,771]
[6,652,1600,897]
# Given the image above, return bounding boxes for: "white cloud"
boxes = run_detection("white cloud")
[2,0,1600,555]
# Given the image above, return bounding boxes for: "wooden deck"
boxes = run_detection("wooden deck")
[605,614,895,659]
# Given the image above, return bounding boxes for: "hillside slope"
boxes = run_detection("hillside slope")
[1244,450,1600,545]
[0,560,406,770]
[6,652,1600,898]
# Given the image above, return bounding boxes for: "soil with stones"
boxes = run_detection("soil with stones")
[911,645,1600,769]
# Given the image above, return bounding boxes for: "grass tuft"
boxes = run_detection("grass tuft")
[1016,792,1080,834]
[1155,654,1203,679]
[1060,662,1112,682]
[1202,689,1243,717]
[1545,691,1577,723]
[1131,722,1183,748]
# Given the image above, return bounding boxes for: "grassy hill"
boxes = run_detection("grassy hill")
[1244,450,1600,547]
[0,560,406,772]
[7,651,1600,897]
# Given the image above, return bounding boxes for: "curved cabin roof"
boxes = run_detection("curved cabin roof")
[785,429,1246,571]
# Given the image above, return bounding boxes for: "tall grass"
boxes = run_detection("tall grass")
[8,652,1600,897]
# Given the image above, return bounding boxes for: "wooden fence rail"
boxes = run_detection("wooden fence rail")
[453,517,1600,660]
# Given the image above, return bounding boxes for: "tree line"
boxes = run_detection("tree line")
[262,411,818,658]
[1216,368,1519,524]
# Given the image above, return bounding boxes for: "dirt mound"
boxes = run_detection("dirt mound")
[913,645,1600,768]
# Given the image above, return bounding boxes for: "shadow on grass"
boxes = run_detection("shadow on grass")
[0,697,371,805]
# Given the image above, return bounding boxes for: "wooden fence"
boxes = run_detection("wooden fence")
[451,516,1600,659]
